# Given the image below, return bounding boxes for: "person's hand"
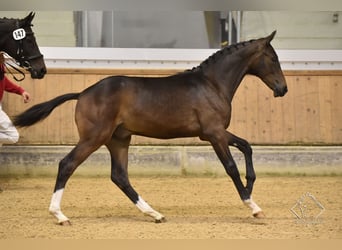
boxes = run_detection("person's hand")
[22,91,31,103]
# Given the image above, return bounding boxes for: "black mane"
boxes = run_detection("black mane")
[188,39,256,73]
[0,14,33,33]
[0,18,17,32]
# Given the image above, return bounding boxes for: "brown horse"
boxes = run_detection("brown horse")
[0,12,46,79]
[14,31,287,225]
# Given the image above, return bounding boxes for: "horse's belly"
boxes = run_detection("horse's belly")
[126,116,201,139]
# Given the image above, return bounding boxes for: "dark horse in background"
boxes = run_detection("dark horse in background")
[0,12,46,79]
[14,31,287,225]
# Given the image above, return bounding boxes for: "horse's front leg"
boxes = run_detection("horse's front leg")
[209,134,264,218]
[226,131,255,195]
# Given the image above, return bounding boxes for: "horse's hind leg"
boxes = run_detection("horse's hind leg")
[49,141,100,225]
[106,136,165,223]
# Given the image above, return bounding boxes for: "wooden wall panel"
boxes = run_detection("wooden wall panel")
[244,77,259,143]
[282,76,296,143]
[331,77,342,143]
[318,76,332,143]
[2,70,342,145]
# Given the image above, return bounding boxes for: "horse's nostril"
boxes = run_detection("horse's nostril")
[37,68,47,78]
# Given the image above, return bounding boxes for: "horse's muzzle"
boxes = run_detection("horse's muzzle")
[30,67,47,79]
[274,84,288,97]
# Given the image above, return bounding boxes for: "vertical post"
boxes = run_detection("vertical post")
[111,11,114,47]
[237,11,241,43]
[228,11,232,45]
[83,11,88,47]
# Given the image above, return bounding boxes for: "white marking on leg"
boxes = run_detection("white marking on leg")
[243,198,262,215]
[49,189,70,224]
[135,196,164,221]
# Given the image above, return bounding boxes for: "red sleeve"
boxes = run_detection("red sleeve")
[3,75,25,95]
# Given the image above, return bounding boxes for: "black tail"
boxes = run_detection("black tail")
[13,93,80,127]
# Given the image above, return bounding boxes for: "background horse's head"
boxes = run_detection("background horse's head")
[248,31,288,97]
[0,12,46,79]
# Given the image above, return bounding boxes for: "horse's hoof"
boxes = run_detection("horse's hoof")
[155,217,167,223]
[58,220,72,226]
[253,211,266,218]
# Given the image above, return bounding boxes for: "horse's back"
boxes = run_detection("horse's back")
[80,72,207,105]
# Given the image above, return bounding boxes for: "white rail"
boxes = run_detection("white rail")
[39,47,342,71]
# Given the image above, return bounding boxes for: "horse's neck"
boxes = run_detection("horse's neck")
[0,30,8,49]
[0,37,7,52]
[205,55,252,102]
[0,21,14,50]
[0,32,12,53]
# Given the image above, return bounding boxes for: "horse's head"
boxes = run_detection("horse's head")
[1,12,46,79]
[248,31,287,97]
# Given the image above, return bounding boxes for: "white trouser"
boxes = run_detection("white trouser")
[0,103,19,145]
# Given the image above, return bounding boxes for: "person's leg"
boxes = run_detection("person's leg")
[0,106,19,145]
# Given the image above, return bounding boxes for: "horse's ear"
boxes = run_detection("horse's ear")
[22,12,35,26]
[265,30,276,43]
